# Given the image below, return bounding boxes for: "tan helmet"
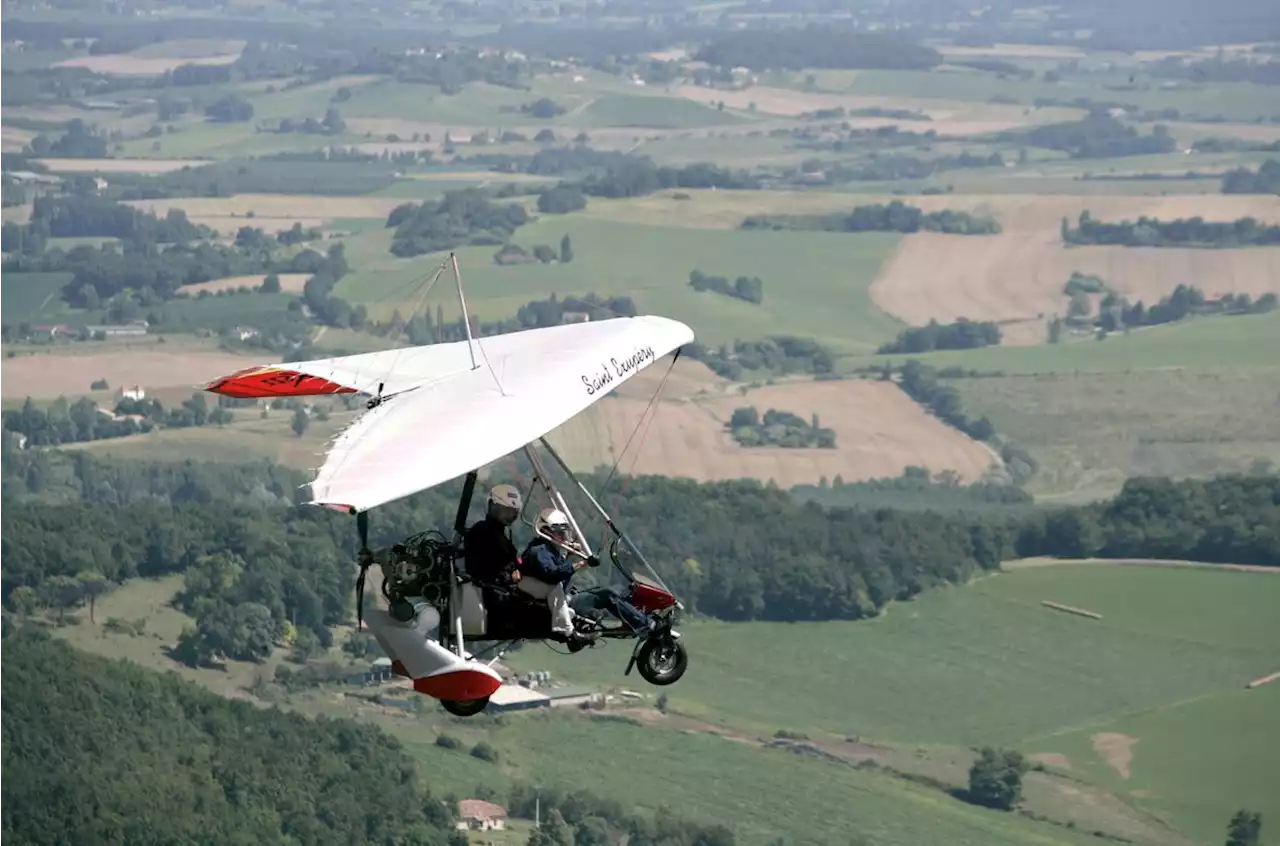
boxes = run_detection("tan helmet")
[486,484,522,524]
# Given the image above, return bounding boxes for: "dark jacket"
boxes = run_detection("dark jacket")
[520,537,575,584]
[464,517,517,584]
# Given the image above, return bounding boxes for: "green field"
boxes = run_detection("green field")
[1,271,76,322]
[842,69,1280,122]
[952,369,1280,501]
[867,312,1280,375]
[576,93,750,129]
[335,215,904,352]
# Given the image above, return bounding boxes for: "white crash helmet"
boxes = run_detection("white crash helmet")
[535,507,571,539]
[487,484,522,524]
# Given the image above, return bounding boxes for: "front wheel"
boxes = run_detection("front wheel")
[440,697,490,717]
[635,635,688,686]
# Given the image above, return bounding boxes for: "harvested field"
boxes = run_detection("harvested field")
[1,349,260,399]
[868,194,1280,342]
[935,43,1089,59]
[125,194,404,220]
[35,158,214,174]
[179,273,311,295]
[1092,733,1138,780]
[571,379,996,488]
[671,84,1079,133]
[55,40,244,75]
[3,127,36,152]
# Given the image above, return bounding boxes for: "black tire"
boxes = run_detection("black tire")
[440,697,490,717]
[635,636,688,686]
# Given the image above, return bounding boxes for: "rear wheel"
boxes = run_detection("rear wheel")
[635,636,688,686]
[440,697,490,717]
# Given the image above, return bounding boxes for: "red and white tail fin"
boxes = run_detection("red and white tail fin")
[363,607,502,701]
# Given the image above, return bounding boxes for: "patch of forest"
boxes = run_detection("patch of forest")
[0,633,736,846]
[694,27,941,71]
[727,406,836,449]
[877,318,1002,355]
[682,337,834,381]
[1061,210,1280,247]
[1221,159,1280,195]
[0,634,462,845]
[741,201,1001,235]
[687,270,764,305]
[386,189,531,257]
[1008,113,1177,159]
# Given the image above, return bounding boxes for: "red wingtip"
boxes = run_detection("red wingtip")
[205,366,358,399]
[413,668,503,701]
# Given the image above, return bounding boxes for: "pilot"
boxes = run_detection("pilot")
[517,508,598,645]
[463,484,522,585]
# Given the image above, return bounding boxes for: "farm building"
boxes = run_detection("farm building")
[85,324,148,338]
[543,685,600,708]
[456,799,508,832]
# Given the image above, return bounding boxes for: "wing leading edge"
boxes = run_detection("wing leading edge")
[203,316,695,513]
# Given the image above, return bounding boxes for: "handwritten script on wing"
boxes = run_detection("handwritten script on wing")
[582,346,656,395]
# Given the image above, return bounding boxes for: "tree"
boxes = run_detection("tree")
[260,272,281,294]
[1226,810,1262,846]
[76,570,109,623]
[966,747,1027,810]
[40,575,83,624]
[527,809,573,846]
[560,234,573,263]
[532,244,556,263]
[291,407,309,437]
[10,586,39,620]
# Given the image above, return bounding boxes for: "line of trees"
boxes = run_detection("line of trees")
[894,360,997,442]
[877,318,1002,355]
[1089,285,1278,333]
[688,270,764,305]
[1061,210,1280,247]
[742,201,1001,235]
[727,407,836,449]
[1221,159,1280,195]
[2,392,234,447]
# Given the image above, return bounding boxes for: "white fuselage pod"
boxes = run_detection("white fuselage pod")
[362,605,502,701]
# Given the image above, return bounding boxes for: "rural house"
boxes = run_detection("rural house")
[456,799,507,831]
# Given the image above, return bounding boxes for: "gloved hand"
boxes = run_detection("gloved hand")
[586,555,601,568]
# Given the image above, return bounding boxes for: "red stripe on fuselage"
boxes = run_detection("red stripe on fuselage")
[204,367,358,399]
[413,668,502,702]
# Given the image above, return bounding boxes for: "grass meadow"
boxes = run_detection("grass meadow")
[2,271,76,322]
[952,369,1280,500]
[334,215,904,352]
[503,565,1280,747]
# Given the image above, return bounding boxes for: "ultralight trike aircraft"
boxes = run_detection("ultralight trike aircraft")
[202,255,693,716]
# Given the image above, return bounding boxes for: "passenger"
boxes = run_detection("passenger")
[516,508,598,644]
[463,484,522,586]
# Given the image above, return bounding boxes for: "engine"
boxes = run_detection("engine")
[380,530,456,619]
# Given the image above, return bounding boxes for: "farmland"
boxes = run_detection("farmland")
[554,378,997,487]
[865,194,1280,342]
[1,341,261,399]
[6,11,1280,845]
[333,214,905,352]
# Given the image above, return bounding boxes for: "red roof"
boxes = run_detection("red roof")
[458,799,507,821]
